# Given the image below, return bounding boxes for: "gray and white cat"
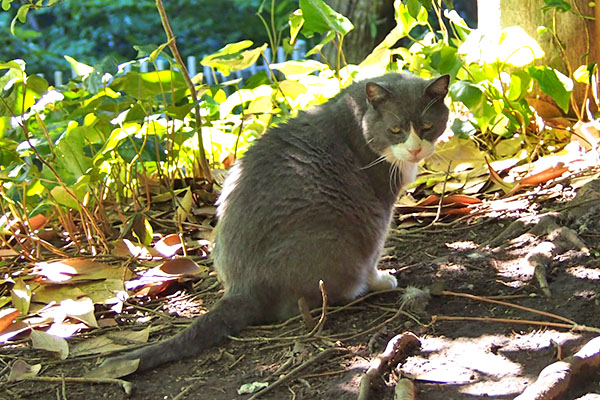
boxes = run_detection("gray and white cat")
[110,72,449,371]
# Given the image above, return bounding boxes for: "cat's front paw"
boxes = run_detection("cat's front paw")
[368,269,398,291]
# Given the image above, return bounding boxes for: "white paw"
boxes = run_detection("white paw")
[368,269,398,291]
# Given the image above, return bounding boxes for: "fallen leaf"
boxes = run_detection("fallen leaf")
[0,321,30,343]
[86,358,139,379]
[34,258,128,283]
[154,234,184,257]
[71,327,150,356]
[60,297,98,328]
[30,329,69,359]
[28,214,48,231]
[175,188,193,223]
[0,308,20,334]
[31,285,85,305]
[7,360,42,382]
[11,279,32,315]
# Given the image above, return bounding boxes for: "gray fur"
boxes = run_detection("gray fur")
[107,73,449,371]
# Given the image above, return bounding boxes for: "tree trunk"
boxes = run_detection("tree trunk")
[324,0,396,65]
[478,0,599,116]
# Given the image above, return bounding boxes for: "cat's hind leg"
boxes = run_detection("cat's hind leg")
[367,267,398,292]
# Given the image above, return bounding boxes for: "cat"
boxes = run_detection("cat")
[107,72,450,371]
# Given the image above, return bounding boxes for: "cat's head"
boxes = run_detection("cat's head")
[361,74,450,166]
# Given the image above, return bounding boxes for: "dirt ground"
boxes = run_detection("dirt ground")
[2,177,600,400]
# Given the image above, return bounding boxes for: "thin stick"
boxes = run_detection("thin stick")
[308,280,328,337]
[17,376,132,395]
[432,315,600,333]
[154,0,213,183]
[442,290,577,325]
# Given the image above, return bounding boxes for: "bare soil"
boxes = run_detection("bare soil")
[2,180,600,400]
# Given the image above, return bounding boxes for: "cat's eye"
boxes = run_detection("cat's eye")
[422,122,433,130]
[389,127,402,134]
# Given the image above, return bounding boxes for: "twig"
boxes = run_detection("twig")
[307,280,328,337]
[357,333,421,400]
[432,315,600,333]
[247,347,348,400]
[441,290,576,324]
[16,376,133,395]
[154,0,213,183]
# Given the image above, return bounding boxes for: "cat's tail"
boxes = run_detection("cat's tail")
[105,294,260,372]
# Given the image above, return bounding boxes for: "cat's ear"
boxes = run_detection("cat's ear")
[366,82,393,107]
[425,75,450,99]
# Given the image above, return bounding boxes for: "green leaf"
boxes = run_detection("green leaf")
[10,4,32,34]
[528,66,573,113]
[407,0,421,19]
[451,119,477,138]
[449,81,483,109]
[201,41,267,77]
[541,0,572,12]
[2,0,13,11]
[26,75,49,97]
[64,56,94,77]
[299,0,353,37]
[289,9,305,44]
[0,60,25,71]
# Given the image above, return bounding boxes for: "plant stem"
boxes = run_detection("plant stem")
[155,0,213,184]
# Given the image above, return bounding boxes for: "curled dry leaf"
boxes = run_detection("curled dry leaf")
[60,297,99,328]
[154,233,184,257]
[7,360,42,382]
[0,308,20,334]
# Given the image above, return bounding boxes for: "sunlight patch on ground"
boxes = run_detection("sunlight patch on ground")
[445,240,478,250]
[566,265,600,281]
[400,330,581,397]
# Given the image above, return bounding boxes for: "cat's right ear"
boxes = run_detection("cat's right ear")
[366,82,392,107]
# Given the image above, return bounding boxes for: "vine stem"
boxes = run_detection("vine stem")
[155,0,213,184]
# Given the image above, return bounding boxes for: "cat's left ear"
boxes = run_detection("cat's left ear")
[425,75,450,99]
[366,82,393,107]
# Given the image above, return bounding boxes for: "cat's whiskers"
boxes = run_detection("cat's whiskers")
[360,155,387,170]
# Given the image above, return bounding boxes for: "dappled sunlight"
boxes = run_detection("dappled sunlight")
[566,265,600,281]
[400,331,581,397]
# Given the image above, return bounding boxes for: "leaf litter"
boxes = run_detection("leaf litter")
[1,124,600,398]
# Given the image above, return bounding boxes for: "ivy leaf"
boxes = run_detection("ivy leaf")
[299,0,353,37]
[449,80,483,109]
[528,66,573,113]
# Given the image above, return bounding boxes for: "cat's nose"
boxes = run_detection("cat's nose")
[408,148,421,157]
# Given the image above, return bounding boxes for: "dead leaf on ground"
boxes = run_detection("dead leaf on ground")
[0,308,20,333]
[71,326,150,357]
[87,358,140,379]
[154,233,184,257]
[11,278,32,315]
[30,329,69,359]
[7,360,42,382]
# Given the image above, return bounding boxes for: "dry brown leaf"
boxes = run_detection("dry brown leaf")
[154,233,184,257]
[0,308,20,334]
[0,321,30,343]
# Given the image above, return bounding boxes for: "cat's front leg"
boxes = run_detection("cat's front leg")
[367,267,398,292]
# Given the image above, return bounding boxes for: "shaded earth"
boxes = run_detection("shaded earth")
[2,177,600,400]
